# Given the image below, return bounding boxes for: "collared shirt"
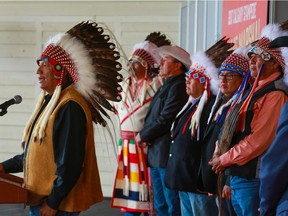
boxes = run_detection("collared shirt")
[171,96,199,132]
[220,71,288,167]
[175,95,199,118]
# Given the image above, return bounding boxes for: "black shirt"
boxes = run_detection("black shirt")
[2,96,86,209]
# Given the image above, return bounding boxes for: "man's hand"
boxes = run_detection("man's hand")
[135,133,149,148]
[138,142,149,148]
[222,185,232,200]
[209,155,224,174]
[40,202,57,216]
[134,133,142,144]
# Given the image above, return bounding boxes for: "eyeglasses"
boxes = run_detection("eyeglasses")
[218,73,241,80]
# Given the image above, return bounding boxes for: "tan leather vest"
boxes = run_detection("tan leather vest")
[24,85,103,211]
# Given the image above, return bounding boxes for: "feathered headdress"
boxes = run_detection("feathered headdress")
[247,19,288,84]
[211,46,251,155]
[129,32,171,70]
[218,46,250,77]
[237,19,288,133]
[187,37,234,138]
[22,21,124,143]
[123,32,171,104]
[219,20,288,158]
[208,45,251,124]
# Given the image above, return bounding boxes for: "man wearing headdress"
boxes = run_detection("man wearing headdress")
[198,46,250,216]
[111,32,170,216]
[163,38,232,215]
[134,45,191,216]
[209,22,288,215]
[0,21,123,216]
[259,36,288,216]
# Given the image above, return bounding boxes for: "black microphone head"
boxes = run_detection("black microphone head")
[14,95,22,104]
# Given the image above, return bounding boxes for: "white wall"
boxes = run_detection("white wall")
[0,1,181,197]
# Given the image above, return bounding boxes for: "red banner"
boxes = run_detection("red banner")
[222,0,268,48]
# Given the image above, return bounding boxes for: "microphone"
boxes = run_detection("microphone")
[0,95,22,116]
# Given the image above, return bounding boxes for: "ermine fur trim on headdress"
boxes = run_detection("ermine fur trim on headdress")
[33,86,62,142]
[21,91,45,147]
[189,90,208,139]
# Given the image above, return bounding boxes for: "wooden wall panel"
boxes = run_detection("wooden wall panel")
[0,44,36,58]
[0,71,35,86]
[0,2,179,16]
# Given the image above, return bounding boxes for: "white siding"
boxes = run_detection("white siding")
[0,1,181,197]
[181,0,222,52]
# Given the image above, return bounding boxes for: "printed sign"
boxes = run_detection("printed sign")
[222,0,269,48]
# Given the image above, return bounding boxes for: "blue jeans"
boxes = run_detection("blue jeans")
[30,205,80,216]
[150,167,181,216]
[230,176,260,216]
[179,191,218,216]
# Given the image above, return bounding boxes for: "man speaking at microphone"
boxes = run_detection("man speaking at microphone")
[0,21,123,216]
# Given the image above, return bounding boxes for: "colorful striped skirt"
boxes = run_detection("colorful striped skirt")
[111,131,151,213]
